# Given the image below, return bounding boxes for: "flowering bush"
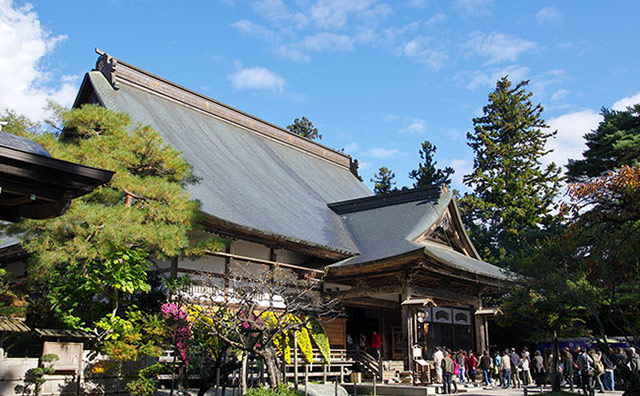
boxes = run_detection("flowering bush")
[161,302,192,365]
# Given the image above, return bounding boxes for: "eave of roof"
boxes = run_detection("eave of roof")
[0,143,114,221]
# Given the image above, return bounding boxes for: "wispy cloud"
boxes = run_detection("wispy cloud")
[309,0,391,30]
[453,0,493,16]
[550,89,569,102]
[536,7,562,25]
[0,0,78,121]
[425,12,446,26]
[301,32,354,52]
[400,35,448,71]
[399,118,427,134]
[464,65,530,90]
[365,147,399,158]
[228,65,286,91]
[465,31,537,65]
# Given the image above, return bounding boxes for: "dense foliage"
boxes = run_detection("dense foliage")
[567,104,640,181]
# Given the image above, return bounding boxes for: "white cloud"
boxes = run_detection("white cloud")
[365,147,399,158]
[466,65,530,90]
[228,66,286,91]
[0,0,78,121]
[612,92,640,111]
[399,118,427,134]
[545,109,602,170]
[301,32,354,52]
[401,35,448,71]
[536,7,562,25]
[465,31,537,65]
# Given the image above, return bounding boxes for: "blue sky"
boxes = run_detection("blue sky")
[1,0,639,192]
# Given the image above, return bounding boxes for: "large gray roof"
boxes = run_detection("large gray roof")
[327,186,507,280]
[82,70,370,254]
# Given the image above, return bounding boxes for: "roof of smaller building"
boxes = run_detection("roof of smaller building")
[327,186,507,280]
[0,132,51,157]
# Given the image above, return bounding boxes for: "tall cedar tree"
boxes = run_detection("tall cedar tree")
[567,103,640,181]
[409,140,454,188]
[371,166,397,195]
[460,77,562,266]
[286,116,321,140]
[1,105,220,329]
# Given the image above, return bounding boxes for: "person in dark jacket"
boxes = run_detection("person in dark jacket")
[442,349,455,394]
[562,348,574,392]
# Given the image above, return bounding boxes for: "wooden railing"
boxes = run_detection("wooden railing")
[349,349,380,379]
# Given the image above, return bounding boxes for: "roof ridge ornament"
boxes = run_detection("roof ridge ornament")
[94,48,119,90]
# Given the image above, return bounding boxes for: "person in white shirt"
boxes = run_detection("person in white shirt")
[433,347,444,384]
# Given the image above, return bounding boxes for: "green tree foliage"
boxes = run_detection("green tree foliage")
[503,165,640,395]
[460,77,562,265]
[1,105,216,329]
[286,116,321,140]
[567,104,640,181]
[409,140,454,188]
[370,166,397,195]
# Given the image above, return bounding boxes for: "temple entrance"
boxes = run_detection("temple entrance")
[345,306,402,360]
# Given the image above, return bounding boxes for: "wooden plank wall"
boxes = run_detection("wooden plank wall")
[321,318,346,348]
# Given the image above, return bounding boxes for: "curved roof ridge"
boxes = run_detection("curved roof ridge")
[91,49,358,173]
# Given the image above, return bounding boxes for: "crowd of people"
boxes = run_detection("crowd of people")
[430,345,640,394]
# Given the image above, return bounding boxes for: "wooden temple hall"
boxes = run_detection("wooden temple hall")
[2,50,506,376]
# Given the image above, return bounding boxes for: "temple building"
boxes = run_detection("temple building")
[1,50,506,370]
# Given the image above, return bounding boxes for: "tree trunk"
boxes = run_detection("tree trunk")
[240,353,249,396]
[551,330,561,392]
[258,347,282,389]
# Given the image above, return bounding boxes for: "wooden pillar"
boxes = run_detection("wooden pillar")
[401,287,412,370]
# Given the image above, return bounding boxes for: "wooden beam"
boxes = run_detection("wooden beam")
[407,284,478,306]
[341,297,399,310]
[327,284,403,300]
[206,250,324,274]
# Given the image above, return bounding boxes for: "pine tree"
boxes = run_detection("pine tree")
[460,77,562,265]
[1,105,222,328]
[370,166,397,195]
[409,140,454,188]
[567,104,640,181]
[286,116,321,140]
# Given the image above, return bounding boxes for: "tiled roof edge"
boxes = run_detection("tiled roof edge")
[328,185,446,215]
[93,49,357,172]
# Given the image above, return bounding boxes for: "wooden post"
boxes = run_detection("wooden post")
[335,379,339,396]
[294,331,299,390]
[305,365,309,396]
[373,375,377,396]
[323,364,327,384]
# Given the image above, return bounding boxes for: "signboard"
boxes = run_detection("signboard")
[42,342,83,372]
[452,309,471,325]
[432,307,452,324]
